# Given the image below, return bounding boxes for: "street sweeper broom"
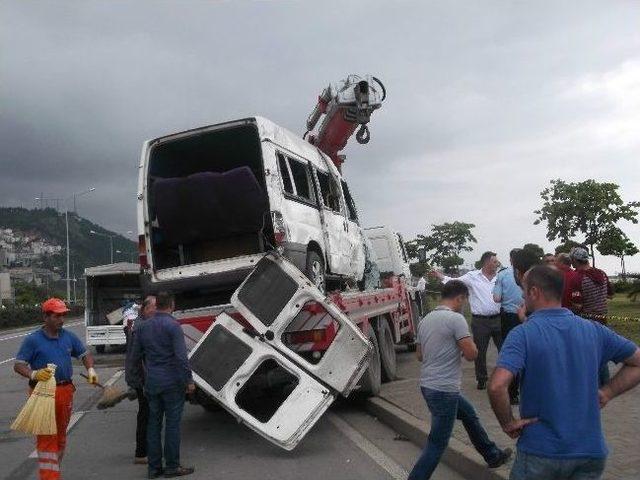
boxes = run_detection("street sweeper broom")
[11,364,57,435]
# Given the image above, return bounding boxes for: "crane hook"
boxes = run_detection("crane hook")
[356,125,370,144]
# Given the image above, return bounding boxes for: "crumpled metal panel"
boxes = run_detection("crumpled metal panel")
[189,313,334,450]
[231,252,372,396]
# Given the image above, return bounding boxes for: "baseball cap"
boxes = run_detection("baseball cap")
[42,298,70,314]
[570,247,590,262]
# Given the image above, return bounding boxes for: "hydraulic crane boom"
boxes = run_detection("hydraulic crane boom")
[305,75,386,171]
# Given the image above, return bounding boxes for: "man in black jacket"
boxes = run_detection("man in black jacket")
[125,295,156,465]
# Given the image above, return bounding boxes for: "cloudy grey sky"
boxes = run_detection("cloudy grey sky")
[2,1,639,274]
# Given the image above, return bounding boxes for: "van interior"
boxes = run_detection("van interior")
[147,123,274,271]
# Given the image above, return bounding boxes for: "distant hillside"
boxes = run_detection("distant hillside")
[0,207,137,276]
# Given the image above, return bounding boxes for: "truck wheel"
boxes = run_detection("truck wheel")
[359,326,382,396]
[194,388,222,412]
[305,251,326,294]
[95,345,106,354]
[377,318,397,382]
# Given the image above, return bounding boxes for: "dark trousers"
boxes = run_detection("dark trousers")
[408,387,501,479]
[146,386,185,473]
[471,315,502,383]
[135,388,149,458]
[500,311,521,399]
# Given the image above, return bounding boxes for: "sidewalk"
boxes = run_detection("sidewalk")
[369,347,640,480]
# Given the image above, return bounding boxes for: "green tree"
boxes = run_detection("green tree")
[534,179,640,266]
[13,281,50,306]
[596,227,639,278]
[405,241,430,278]
[522,243,545,259]
[554,240,584,255]
[412,222,477,275]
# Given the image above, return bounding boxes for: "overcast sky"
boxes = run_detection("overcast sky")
[1,1,639,274]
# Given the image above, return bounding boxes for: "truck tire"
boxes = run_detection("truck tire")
[95,345,106,354]
[305,251,326,294]
[377,318,397,382]
[194,388,222,412]
[359,326,382,396]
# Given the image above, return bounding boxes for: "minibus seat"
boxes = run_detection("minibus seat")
[153,167,268,247]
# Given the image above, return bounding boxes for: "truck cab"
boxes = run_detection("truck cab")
[137,117,365,297]
[363,226,411,279]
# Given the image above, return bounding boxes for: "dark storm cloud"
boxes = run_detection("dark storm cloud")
[2,1,640,272]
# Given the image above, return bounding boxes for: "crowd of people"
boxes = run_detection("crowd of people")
[409,247,640,480]
[11,246,639,480]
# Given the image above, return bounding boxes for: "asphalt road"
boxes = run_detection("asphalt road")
[0,321,464,480]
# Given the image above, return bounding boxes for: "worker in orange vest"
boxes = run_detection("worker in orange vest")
[14,298,98,480]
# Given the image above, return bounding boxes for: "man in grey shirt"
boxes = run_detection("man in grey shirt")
[408,280,511,480]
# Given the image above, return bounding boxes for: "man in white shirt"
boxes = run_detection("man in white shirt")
[432,251,501,390]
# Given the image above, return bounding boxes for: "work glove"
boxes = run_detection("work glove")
[31,367,54,382]
[86,367,99,385]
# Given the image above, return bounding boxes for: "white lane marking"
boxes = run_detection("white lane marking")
[0,321,84,342]
[28,411,86,458]
[0,357,16,366]
[27,369,124,459]
[104,369,124,387]
[327,412,408,480]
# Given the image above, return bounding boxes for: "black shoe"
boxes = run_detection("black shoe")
[148,469,164,479]
[164,466,195,477]
[510,395,520,405]
[488,448,513,468]
[477,380,487,390]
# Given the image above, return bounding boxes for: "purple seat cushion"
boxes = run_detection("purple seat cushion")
[153,167,268,246]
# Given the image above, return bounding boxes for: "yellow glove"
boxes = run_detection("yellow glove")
[86,367,99,385]
[31,367,54,382]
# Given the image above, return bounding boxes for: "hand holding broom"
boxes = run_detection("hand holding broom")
[11,363,58,435]
[80,373,137,409]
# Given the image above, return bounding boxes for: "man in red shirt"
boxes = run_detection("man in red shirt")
[566,247,614,386]
[566,248,613,318]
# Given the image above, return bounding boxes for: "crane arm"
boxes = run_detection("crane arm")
[305,75,386,171]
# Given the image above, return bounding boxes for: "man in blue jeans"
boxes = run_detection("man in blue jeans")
[408,280,512,479]
[489,265,640,480]
[128,292,195,478]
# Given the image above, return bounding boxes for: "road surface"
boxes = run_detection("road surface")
[0,320,464,480]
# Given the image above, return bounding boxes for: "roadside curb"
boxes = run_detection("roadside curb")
[366,396,509,480]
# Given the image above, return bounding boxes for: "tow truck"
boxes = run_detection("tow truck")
[138,75,419,450]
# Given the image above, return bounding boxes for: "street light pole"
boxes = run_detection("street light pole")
[37,188,96,303]
[73,187,96,214]
[65,208,70,302]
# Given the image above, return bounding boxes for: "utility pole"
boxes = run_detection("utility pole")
[37,188,96,302]
[65,209,70,302]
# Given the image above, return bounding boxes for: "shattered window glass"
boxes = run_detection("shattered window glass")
[289,158,316,204]
[277,153,294,195]
[281,301,341,365]
[235,359,299,423]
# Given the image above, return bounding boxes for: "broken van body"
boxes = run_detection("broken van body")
[188,253,372,450]
[137,117,366,297]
